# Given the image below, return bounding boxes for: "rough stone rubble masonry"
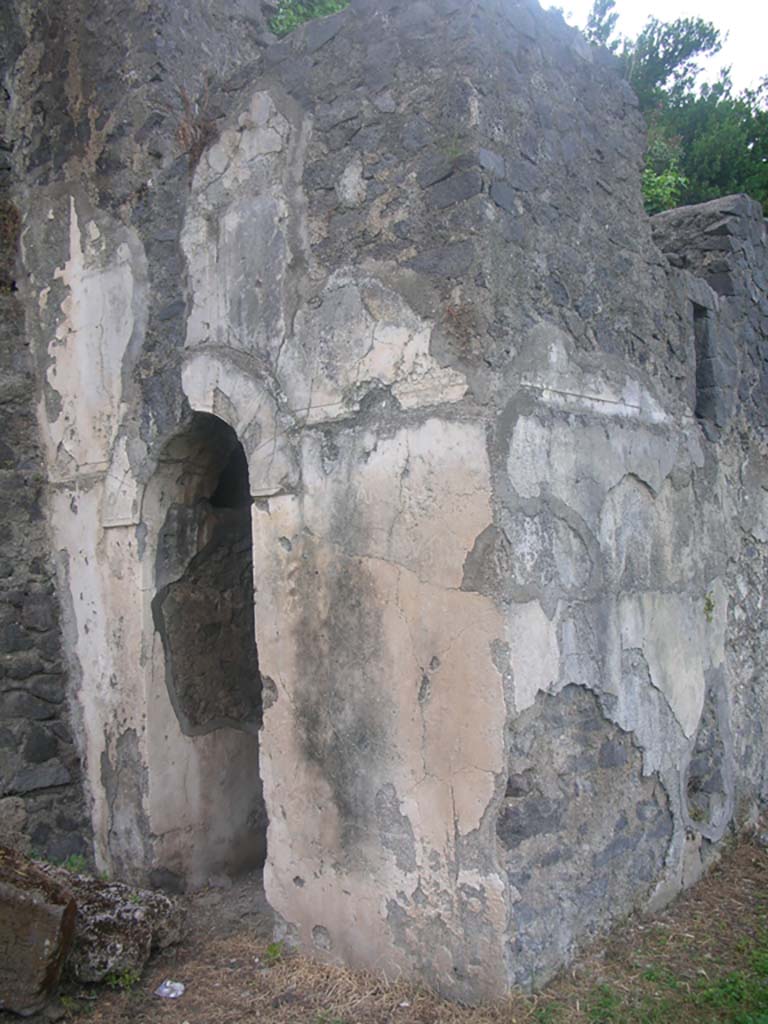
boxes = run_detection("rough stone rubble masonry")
[1,0,767,1002]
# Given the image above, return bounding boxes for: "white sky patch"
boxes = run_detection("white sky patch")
[560,0,767,93]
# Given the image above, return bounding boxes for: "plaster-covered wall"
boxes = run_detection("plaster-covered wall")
[3,0,768,1002]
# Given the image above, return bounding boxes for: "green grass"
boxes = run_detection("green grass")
[30,850,89,873]
[62,853,88,874]
[587,983,623,1024]
[574,931,768,1024]
[534,1006,565,1023]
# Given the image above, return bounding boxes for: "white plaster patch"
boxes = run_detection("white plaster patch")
[47,483,149,871]
[183,193,288,357]
[251,434,508,994]
[198,91,289,192]
[618,591,706,738]
[505,601,560,712]
[256,549,507,986]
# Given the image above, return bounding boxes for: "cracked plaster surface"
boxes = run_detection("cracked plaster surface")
[250,417,508,994]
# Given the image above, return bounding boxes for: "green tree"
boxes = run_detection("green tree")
[584,0,619,52]
[617,16,721,111]
[584,0,768,214]
[665,77,768,210]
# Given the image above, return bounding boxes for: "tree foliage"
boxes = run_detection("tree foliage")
[618,17,721,111]
[584,0,768,215]
[584,0,619,52]
[642,121,688,214]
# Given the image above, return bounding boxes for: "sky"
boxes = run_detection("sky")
[560,0,767,94]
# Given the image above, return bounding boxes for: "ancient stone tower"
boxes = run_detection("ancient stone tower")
[1,0,767,1002]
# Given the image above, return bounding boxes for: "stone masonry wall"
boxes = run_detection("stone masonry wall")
[3,0,768,1002]
[0,3,90,861]
[652,196,768,825]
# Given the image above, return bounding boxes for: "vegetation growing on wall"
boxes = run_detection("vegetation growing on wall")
[585,0,768,215]
[268,0,349,38]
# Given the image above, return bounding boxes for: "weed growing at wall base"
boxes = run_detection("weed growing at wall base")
[104,968,141,992]
[268,0,349,38]
[265,940,285,965]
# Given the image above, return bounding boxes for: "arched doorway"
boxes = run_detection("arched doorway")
[147,412,267,888]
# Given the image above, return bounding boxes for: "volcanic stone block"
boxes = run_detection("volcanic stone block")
[0,845,76,1016]
[40,868,184,984]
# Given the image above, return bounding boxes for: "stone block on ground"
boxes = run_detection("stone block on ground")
[41,866,184,984]
[0,845,76,1017]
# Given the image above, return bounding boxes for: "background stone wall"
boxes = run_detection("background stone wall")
[652,195,768,828]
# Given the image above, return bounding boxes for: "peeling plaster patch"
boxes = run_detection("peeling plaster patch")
[103,434,143,527]
[704,579,727,670]
[44,484,145,874]
[199,91,289,189]
[598,470,727,592]
[251,437,506,991]
[181,90,292,364]
[302,417,491,590]
[336,154,366,207]
[507,414,678,529]
[43,198,147,476]
[376,784,417,873]
[181,350,297,494]
[505,601,560,712]
[618,592,705,738]
[184,194,288,357]
[462,510,594,606]
[279,272,467,423]
[100,729,151,879]
[518,323,667,422]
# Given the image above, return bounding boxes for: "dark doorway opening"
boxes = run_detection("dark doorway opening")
[152,413,267,882]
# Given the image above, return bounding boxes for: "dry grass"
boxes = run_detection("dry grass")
[44,832,768,1024]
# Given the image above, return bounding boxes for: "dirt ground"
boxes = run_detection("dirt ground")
[6,833,768,1024]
